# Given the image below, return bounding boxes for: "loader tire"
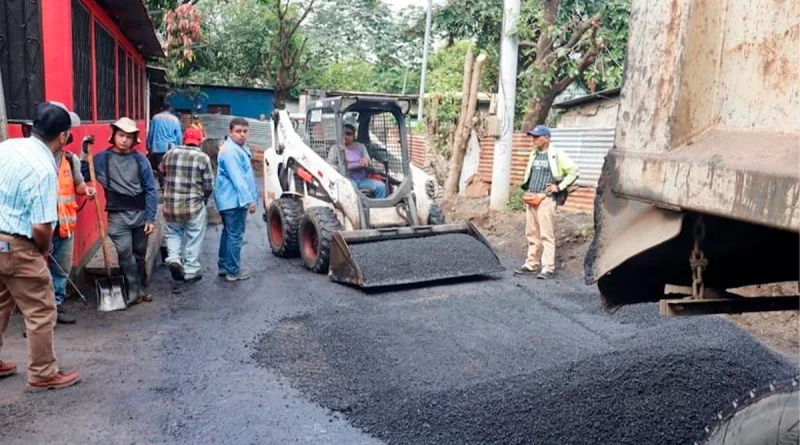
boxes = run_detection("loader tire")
[268,197,302,258]
[697,377,799,445]
[299,207,341,274]
[427,203,446,225]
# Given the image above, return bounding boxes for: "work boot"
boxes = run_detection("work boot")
[168,261,185,282]
[225,270,250,282]
[513,265,539,275]
[218,270,227,277]
[537,270,554,280]
[57,306,77,325]
[0,360,17,377]
[26,370,80,392]
[184,274,203,283]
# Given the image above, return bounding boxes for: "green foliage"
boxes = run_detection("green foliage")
[301,0,425,94]
[507,187,526,212]
[433,0,631,122]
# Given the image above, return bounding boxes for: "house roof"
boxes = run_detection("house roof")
[552,87,621,109]
[96,0,163,59]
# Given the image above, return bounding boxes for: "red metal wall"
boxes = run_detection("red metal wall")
[15,0,151,269]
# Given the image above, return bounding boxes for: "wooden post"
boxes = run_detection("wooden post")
[444,52,487,199]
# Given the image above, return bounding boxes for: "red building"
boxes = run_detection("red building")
[0,0,163,271]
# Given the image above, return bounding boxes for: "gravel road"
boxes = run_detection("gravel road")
[0,214,795,444]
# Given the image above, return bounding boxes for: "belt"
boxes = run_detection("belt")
[0,231,34,243]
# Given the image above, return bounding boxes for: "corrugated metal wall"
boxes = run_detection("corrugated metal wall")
[197,114,273,150]
[477,127,614,188]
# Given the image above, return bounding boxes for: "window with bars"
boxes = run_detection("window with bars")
[94,22,115,121]
[117,45,125,118]
[72,0,92,121]
[0,0,45,121]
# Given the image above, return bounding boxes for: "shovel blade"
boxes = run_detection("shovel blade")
[96,277,127,312]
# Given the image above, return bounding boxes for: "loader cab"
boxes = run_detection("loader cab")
[305,96,414,206]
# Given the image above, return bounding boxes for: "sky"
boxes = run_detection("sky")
[382,0,446,12]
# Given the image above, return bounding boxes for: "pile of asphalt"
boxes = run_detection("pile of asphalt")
[347,233,502,286]
[252,281,797,445]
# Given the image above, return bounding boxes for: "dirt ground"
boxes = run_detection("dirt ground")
[444,196,593,277]
[444,196,799,359]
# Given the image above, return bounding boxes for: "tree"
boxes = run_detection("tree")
[144,0,204,29]
[433,0,630,128]
[162,4,205,105]
[260,0,316,108]
[301,0,425,94]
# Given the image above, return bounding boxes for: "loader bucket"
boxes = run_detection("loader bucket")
[328,222,504,288]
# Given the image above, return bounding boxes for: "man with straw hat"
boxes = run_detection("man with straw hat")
[80,118,157,306]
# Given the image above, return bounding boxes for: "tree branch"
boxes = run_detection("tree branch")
[552,37,604,94]
[286,0,316,40]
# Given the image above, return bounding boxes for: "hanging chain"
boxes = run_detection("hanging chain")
[689,216,708,299]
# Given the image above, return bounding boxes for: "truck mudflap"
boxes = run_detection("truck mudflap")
[328,222,504,288]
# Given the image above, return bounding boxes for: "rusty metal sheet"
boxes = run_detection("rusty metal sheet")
[610,129,800,232]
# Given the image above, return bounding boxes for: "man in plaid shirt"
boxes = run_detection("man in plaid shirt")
[159,127,214,282]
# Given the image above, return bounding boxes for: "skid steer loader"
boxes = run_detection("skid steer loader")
[263,96,503,288]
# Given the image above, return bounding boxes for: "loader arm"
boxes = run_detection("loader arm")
[269,110,363,230]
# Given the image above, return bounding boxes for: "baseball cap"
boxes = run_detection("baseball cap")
[32,101,80,137]
[527,125,551,138]
[183,127,203,146]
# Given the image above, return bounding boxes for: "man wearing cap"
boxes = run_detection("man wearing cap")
[81,118,158,305]
[159,127,214,283]
[146,103,183,189]
[0,101,81,391]
[514,125,580,279]
[327,124,388,199]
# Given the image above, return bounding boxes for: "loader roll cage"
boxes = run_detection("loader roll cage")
[305,96,415,210]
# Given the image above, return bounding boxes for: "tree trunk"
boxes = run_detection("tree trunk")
[444,53,487,199]
[521,93,556,133]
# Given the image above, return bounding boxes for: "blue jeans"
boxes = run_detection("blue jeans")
[165,207,208,276]
[48,234,74,308]
[352,178,388,198]
[218,207,248,276]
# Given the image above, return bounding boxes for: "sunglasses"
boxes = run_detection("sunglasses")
[344,131,354,136]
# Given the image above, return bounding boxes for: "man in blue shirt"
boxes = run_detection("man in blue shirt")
[0,101,81,392]
[146,102,182,188]
[215,117,258,282]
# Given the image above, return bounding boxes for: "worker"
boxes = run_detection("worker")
[0,101,81,391]
[81,118,158,306]
[214,117,257,282]
[160,127,214,283]
[190,114,205,138]
[327,124,388,198]
[49,131,96,325]
[514,125,580,280]
[146,102,182,188]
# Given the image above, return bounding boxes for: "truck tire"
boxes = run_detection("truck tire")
[427,203,446,225]
[268,197,302,258]
[299,207,341,274]
[697,377,799,445]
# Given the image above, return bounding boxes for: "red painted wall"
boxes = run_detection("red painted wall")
[33,0,151,269]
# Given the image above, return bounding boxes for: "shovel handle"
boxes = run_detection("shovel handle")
[86,142,112,277]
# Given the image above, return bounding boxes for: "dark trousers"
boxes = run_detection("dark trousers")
[149,152,166,189]
[108,224,148,300]
[218,208,247,276]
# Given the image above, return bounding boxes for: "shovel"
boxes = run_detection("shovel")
[85,141,127,312]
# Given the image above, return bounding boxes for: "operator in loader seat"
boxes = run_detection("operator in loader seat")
[327,124,388,198]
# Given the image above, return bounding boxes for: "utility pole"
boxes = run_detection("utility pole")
[490,0,520,210]
[417,0,433,124]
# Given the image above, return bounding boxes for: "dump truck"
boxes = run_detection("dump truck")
[263,97,503,287]
[584,0,799,443]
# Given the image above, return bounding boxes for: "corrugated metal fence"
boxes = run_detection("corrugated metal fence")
[478,127,614,187]
[197,114,273,150]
